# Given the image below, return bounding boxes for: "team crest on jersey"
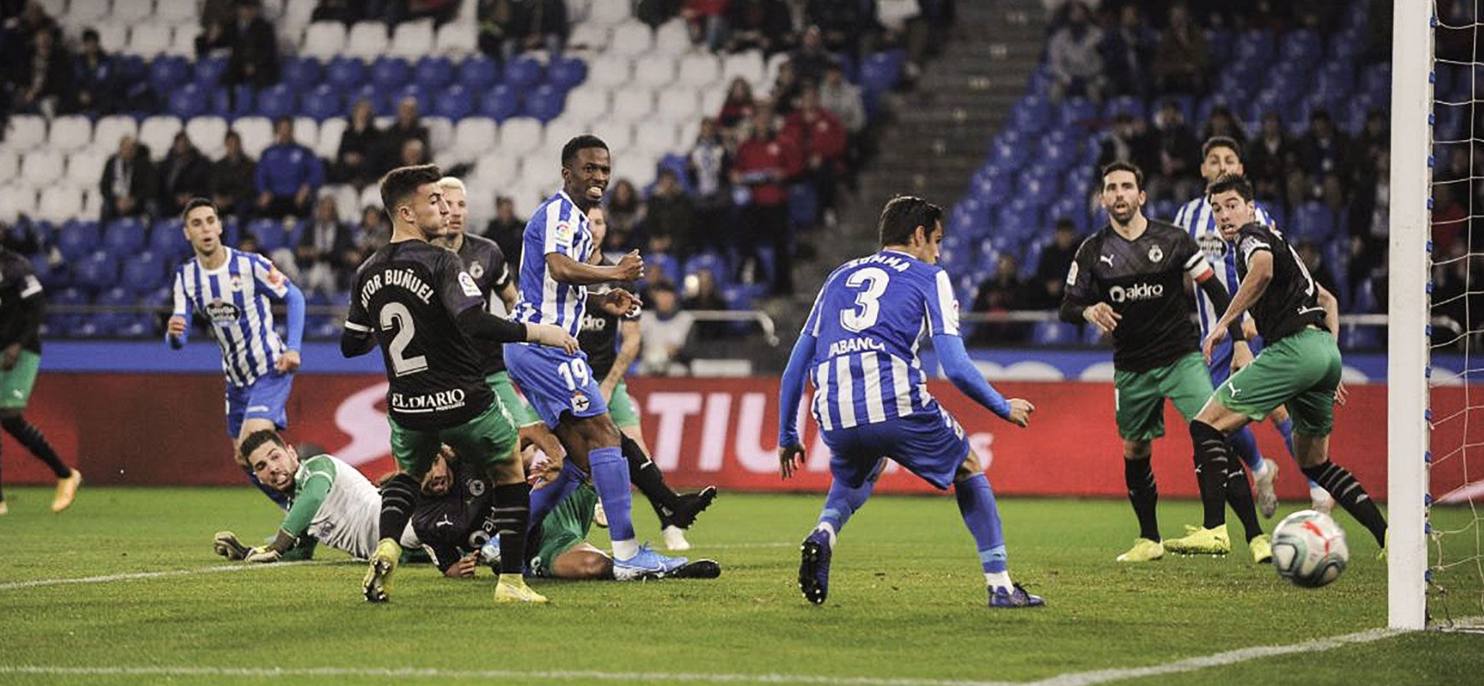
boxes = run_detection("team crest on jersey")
[468,479,485,497]
[1147,245,1164,263]
[227,275,244,292]
[571,390,590,412]
[204,300,241,323]
[469,261,485,280]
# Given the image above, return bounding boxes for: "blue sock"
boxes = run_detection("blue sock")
[528,460,586,530]
[588,446,636,542]
[1274,417,1319,488]
[245,468,291,510]
[954,473,1007,574]
[818,478,875,534]
[1228,425,1263,472]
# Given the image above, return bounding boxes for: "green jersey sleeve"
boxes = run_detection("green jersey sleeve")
[281,456,336,538]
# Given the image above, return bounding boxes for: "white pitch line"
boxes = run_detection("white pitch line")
[0,627,1411,685]
[0,560,337,591]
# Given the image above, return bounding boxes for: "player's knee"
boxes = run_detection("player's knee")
[954,451,983,481]
[1122,440,1151,460]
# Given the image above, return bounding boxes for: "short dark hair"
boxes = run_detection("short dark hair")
[82,28,99,42]
[181,197,218,222]
[239,429,285,462]
[1100,161,1144,191]
[272,115,292,129]
[877,195,943,247]
[1206,173,1255,202]
[562,134,609,167]
[1201,136,1242,160]
[379,164,444,216]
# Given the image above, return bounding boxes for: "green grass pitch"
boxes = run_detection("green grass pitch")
[1,487,1481,685]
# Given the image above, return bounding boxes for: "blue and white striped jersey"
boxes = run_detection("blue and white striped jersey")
[1173,197,1273,336]
[512,190,594,337]
[172,248,292,386]
[801,249,960,431]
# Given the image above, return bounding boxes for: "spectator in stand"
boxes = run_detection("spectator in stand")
[397,138,430,168]
[1046,1,1105,103]
[1295,240,1340,303]
[782,85,847,227]
[1297,109,1351,200]
[99,136,157,221]
[876,0,925,84]
[331,99,382,188]
[639,281,694,376]
[806,0,873,60]
[310,0,363,24]
[725,0,793,55]
[1199,106,1247,149]
[789,26,835,88]
[157,132,212,217]
[1246,111,1297,208]
[254,116,324,219]
[73,28,118,116]
[1096,113,1159,176]
[1432,184,1467,256]
[1146,99,1200,203]
[603,179,647,252]
[1033,219,1082,308]
[646,169,696,256]
[210,130,257,219]
[819,62,865,135]
[352,204,391,263]
[477,0,568,60]
[195,0,238,54]
[688,117,733,254]
[14,26,72,115]
[223,0,280,90]
[770,60,802,115]
[732,103,800,295]
[681,0,728,52]
[683,268,730,341]
[377,97,430,175]
[1,2,58,94]
[969,254,1034,345]
[717,77,756,130]
[484,195,525,275]
[1100,4,1155,99]
[1152,2,1208,96]
[296,195,357,295]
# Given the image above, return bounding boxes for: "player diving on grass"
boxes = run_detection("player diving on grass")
[501,135,690,579]
[167,198,306,510]
[1174,136,1334,517]
[1060,162,1269,563]
[341,164,579,604]
[1183,174,1388,553]
[777,195,1042,609]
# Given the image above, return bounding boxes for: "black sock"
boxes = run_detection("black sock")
[1,415,71,479]
[1190,421,1231,530]
[1224,462,1263,542]
[1124,457,1160,541]
[378,473,420,542]
[1302,461,1388,547]
[491,483,531,577]
[621,434,680,523]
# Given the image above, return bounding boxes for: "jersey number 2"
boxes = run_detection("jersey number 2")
[841,267,890,332]
[380,302,429,377]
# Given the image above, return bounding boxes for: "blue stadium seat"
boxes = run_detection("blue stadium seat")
[457,56,501,90]
[371,57,412,92]
[1036,137,1078,170]
[1361,63,1391,99]
[103,217,148,254]
[193,56,228,86]
[1205,27,1235,63]
[1102,95,1145,121]
[57,220,101,262]
[1354,278,1379,313]
[1313,62,1355,99]
[149,55,191,96]
[95,286,134,307]
[256,83,297,119]
[30,253,67,290]
[326,56,367,90]
[1018,172,1060,208]
[247,218,290,253]
[646,252,680,286]
[720,285,753,311]
[968,171,1014,203]
[1025,64,1053,96]
[504,55,544,89]
[301,84,342,121]
[349,83,389,116]
[859,50,904,93]
[1234,29,1275,63]
[434,84,476,120]
[413,56,454,92]
[684,252,730,286]
[392,83,432,116]
[121,251,167,293]
[787,183,818,229]
[1047,197,1087,233]
[988,138,1023,172]
[1292,202,1336,243]
[117,313,156,339]
[1341,324,1381,350]
[208,85,256,118]
[546,57,588,90]
[478,84,520,121]
[51,286,87,306]
[282,56,323,90]
[306,316,341,341]
[74,251,120,293]
[167,83,208,119]
[149,219,190,259]
[1279,29,1321,64]
[1031,321,1078,346]
[1010,95,1051,135]
[1058,97,1098,128]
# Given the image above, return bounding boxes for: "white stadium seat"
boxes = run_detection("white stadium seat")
[127,23,173,57]
[632,53,677,89]
[633,124,679,154]
[423,116,454,157]
[93,115,139,150]
[541,118,588,158]
[567,23,610,52]
[4,115,48,151]
[0,149,18,180]
[450,118,498,164]
[67,0,111,27]
[389,19,435,58]
[587,0,630,26]
[279,0,316,40]
[652,19,690,55]
[137,115,183,160]
[699,85,727,117]
[676,53,721,88]
[316,117,347,159]
[610,88,655,123]
[47,115,94,153]
[36,0,68,20]
[20,150,66,186]
[623,150,660,188]
[466,183,496,226]
[109,0,153,24]
[586,56,632,86]
[37,184,85,223]
[564,87,611,122]
[168,22,199,57]
[608,21,653,57]
[655,89,700,125]
[81,187,102,220]
[434,21,477,57]
[0,184,38,223]
[232,116,273,158]
[186,116,230,158]
[300,22,347,60]
[359,183,382,210]
[593,121,633,151]
[498,118,544,156]
[95,24,129,55]
[678,119,701,147]
[293,116,319,149]
[344,22,389,60]
[474,151,521,188]
[722,50,767,91]
[765,52,788,86]
[155,0,198,23]
[66,149,109,186]
[321,183,360,220]
[564,0,593,23]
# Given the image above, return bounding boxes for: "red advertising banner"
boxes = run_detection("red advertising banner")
[3,373,1473,502]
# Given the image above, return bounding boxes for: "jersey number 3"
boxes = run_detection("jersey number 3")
[380,302,429,377]
[841,267,890,332]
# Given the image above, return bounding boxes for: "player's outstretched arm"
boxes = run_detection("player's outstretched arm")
[1206,250,1272,356]
[933,334,1030,426]
[246,471,332,563]
[276,281,306,372]
[546,251,644,286]
[166,271,189,348]
[777,331,817,477]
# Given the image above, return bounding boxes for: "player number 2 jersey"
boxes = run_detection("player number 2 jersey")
[512,190,595,337]
[802,249,958,430]
[1233,222,1328,342]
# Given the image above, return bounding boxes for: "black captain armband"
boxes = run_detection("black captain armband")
[456,307,528,343]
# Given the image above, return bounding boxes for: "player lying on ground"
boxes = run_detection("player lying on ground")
[1181,174,1388,554]
[1060,162,1269,563]
[777,195,1041,608]
[414,449,720,581]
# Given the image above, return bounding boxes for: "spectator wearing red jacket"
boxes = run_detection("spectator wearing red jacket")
[782,85,846,227]
[731,104,801,295]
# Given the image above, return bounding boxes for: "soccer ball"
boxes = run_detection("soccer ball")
[1271,509,1349,588]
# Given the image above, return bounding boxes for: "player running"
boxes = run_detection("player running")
[777,195,1042,609]
[1060,162,1269,563]
[502,135,689,579]
[581,205,717,551]
[1173,137,1333,517]
[168,198,305,508]
[1185,174,1388,553]
[0,244,81,515]
[341,164,577,604]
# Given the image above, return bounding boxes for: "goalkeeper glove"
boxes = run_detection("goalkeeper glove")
[244,546,282,564]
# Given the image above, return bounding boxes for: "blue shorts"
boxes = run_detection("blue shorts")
[224,371,293,438]
[502,343,608,428]
[820,406,970,490]
[1207,335,1266,385]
